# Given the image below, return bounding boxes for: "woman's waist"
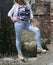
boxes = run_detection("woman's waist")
[17,17,29,21]
[13,16,29,22]
[19,19,29,21]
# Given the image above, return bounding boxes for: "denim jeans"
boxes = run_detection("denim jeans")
[14,20,42,55]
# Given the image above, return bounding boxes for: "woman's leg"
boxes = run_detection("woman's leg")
[24,22,42,48]
[14,22,24,55]
[24,22,47,53]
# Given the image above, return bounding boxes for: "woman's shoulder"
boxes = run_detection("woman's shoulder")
[13,2,19,7]
[26,2,31,7]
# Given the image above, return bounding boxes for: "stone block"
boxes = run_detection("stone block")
[21,41,37,57]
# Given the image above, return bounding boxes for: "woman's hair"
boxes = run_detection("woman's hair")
[14,0,27,5]
[14,0,18,3]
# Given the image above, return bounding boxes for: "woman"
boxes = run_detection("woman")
[8,0,47,60]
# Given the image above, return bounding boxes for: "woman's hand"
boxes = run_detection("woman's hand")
[30,18,36,26]
[13,17,18,22]
[30,22,33,26]
[30,19,34,26]
[9,16,18,22]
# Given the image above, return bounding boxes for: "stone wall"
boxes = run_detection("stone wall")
[34,1,50,44]
[50,0,53,43]
[0,0,51,55]
[0,0,50,43]
[22,1,50,43]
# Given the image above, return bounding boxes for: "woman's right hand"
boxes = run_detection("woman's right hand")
[13,17,18,22]
[9,16,18,22]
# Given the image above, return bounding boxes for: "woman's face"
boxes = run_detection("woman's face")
[17,0,26,5]
[18,0,24,2]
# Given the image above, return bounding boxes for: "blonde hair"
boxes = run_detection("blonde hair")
[14,0,27,5]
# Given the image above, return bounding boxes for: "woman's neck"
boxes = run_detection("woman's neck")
[15,1,26,6]
[18,1,26,5]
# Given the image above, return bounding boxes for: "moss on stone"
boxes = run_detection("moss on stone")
[21,41,37,57]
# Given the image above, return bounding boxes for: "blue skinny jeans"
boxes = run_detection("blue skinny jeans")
[14,20,42,55]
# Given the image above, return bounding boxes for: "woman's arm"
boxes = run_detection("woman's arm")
[9,16,18,22]
[8,5,15,17]
[29,5,34,25]
[27,2,34,25]
[26,2,33,19]
[8,4,18,22]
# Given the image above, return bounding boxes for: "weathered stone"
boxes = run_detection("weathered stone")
[21,41,37,57]
[47,63,53,65]
[0,0,51,56]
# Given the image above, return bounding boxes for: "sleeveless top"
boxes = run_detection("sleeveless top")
[8,3,33,20]
[17,5,30,20]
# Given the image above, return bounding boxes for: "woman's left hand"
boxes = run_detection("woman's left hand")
[30,22,33,26]
[30,19,34,26]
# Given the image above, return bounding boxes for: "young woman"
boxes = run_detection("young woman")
[8,0,47,60]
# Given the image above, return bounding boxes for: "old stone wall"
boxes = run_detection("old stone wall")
[0,0,51,55]
[0,0,50,43]
[50,0,53,43]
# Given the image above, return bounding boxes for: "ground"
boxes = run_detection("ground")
[0,43,53,65]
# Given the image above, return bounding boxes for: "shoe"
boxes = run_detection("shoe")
[18,55,27,63]
[37,47,47,53]
[18,54,24,60]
